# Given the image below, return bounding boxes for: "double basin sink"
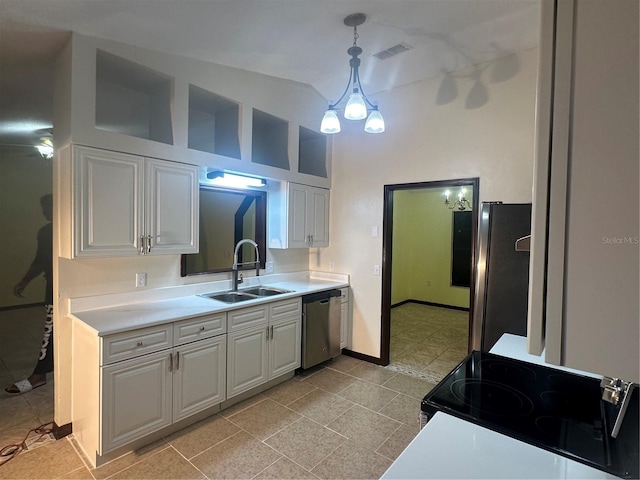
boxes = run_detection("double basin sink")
[199,286,293,304]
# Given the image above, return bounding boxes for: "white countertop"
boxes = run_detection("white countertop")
[490,334,601,379]
[381,412,617,480]
[69,271,348,336]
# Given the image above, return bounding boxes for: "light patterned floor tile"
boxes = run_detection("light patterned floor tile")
[326,405,401,451]
[165,413,240,459]
[376,423,421,461]
[254,457,319,480]
[265,417,346,470]
[337,380,398,412]
[301,367,358,394]
[310,440,392,480]
[190,430,281,479]
[287,388,354,426]
[226,398,300,440]
[262,377,318,406]
[108,447,205,479]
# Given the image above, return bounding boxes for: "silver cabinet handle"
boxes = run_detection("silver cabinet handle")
[139,236,145,254]
[146,235,152,254]
[310,234,314,246]
[169,352,173,372]
[270,325,273,340]
[199,326,205,331]
[137,341,143,347]
[175,351,180,370]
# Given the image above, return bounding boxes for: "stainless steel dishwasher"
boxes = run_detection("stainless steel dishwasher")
[301,289,342,369]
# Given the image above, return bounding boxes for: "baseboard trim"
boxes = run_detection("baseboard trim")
[341,349,386,366]
[0,302,46,312]
[391,299,469,312]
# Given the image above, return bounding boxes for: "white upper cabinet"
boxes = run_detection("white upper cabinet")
[268,182,329,249]
[71,145,198,258]
[528,0,639,383]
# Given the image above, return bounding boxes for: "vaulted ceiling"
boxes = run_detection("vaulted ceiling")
[0,0,540,145]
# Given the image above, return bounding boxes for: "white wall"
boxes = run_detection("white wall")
[319,49,538,359]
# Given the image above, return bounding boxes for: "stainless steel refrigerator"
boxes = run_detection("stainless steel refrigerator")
[471,202,532,351]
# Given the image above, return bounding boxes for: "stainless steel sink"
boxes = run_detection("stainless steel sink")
[240,286,293,297]
[200,291,258,303]
[199,286,293,304]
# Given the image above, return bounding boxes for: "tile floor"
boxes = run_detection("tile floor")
[388,303,469,383]
[1,355,436,479]
[0,302,466,479]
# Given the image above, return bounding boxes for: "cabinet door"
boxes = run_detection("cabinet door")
[308,187,329,247]
[287,183,310,248]
[101,350,172,453]
[227,326,268,398]
[74,146,144,257]
[146,159,199,254]
[173,336,226,422]
[269,316,301,378]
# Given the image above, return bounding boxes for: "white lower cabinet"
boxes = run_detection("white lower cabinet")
[101,334,225,453]
[72,312,226,465]
[101,350,172,452]
[227,298,301,399]
[172,335,226,422]
[73,296,304,467]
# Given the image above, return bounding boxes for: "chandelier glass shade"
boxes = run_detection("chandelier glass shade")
[320,13,385,134]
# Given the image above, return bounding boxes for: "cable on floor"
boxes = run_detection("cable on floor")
[0,422,54,467]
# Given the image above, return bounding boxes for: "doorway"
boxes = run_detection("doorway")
[380,178,479,381]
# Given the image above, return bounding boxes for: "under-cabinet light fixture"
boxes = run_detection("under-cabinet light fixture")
[206,171,266,188]
[444,187,472,211]
[320,13,385,134]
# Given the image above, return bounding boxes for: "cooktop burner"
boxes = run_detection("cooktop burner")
[421,351,639,478]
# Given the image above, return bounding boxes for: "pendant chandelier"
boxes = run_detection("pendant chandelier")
[320,13,385,134]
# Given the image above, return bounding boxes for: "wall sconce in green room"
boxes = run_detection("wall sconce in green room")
[444,187,472,211]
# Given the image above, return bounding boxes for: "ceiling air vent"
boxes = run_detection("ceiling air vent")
[373,42,413,60]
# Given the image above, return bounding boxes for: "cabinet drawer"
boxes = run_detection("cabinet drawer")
[228,304,268,332]
[174,313,226,345]
[270,297,302,321]
[102,325,173,365]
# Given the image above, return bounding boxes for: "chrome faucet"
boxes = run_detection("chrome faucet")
[232,239,260,291]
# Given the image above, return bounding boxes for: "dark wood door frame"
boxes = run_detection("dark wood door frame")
[380,177,480,366]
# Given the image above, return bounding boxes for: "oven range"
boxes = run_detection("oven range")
[420,351,639,479]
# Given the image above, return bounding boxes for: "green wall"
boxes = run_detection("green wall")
[0,146,53,308]
[391,186,472,309]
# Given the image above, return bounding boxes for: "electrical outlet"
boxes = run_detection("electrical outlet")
[265,261,274,274]
[373,265,380,276]
[371,226,378,238]
[135,273,147,287]
[329,262,335,271]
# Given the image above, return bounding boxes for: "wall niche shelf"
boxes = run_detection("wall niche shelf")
[298,126,327,178]
[188,84,241,159]
[251,109,289,170]
[95,50,174,145]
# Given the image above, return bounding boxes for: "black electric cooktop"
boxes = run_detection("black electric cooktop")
[421,351,639,478]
